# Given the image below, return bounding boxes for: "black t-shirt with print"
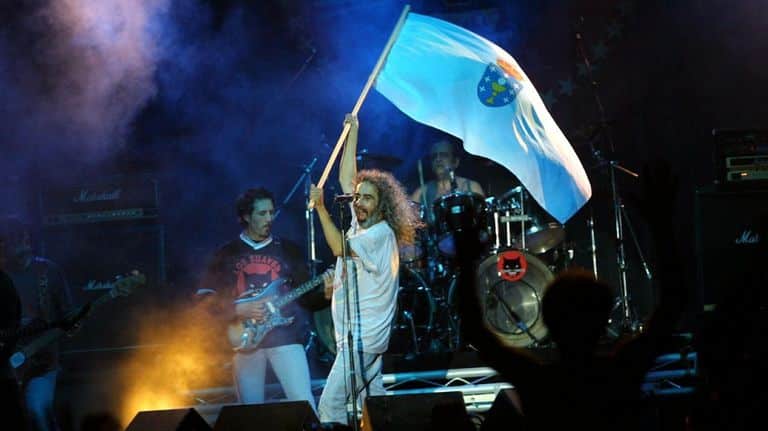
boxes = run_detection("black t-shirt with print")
[201,236,324,349]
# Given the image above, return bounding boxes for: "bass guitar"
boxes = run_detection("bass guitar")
[9,271,146,373]
[227,269,331,352]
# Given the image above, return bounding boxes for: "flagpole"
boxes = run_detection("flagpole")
[314,4,411,190]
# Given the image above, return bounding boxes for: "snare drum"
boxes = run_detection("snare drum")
[432,192,487,257]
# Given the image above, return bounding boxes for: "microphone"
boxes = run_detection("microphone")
[334,193,355,203]
[449,170,458,191]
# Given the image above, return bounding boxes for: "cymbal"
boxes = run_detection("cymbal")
[498,185,524,202]
[356,148,403,168]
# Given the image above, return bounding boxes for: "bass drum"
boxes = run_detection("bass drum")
[312,265,435,356]
[475,250,554,347]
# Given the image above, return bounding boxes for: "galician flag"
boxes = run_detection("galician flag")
[375,13,591,224]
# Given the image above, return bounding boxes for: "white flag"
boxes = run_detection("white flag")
[375,13,591,223]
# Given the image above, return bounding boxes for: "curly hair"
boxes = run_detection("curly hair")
[354,169,423,245]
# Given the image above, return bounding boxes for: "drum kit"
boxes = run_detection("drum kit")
[305,151,574,357]
[310,184,569,358]
[389,185,570,354]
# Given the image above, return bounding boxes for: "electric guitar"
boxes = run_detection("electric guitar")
[227,269,331,352]
[8,271,146,374]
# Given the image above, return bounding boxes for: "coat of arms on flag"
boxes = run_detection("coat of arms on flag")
[478,60,524,107]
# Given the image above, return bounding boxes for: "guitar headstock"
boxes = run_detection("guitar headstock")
[110,270,146,298]
[321,265,335,279]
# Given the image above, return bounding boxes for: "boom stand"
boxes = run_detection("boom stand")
[575,18,652,336]
[274,157,320,277]
[601,156,653,336]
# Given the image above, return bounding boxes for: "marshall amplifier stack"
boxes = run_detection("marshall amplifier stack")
[695,185,767,313]
[39,175,166,351]
[712,128,768,185]
[40,176,160,225]
[701,129,768,313]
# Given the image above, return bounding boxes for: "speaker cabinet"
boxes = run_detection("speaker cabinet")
[361,392,473,431]
[125,408,211,431]
[42,220,167,351]
[695,186,768,312]
[213,401,319,431]
[479,388,524,431]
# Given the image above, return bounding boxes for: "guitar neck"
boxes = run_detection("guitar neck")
[90,290,117,310]
[0,285,118,342]
[272,275,325,309]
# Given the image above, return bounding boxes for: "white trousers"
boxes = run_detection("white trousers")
[318,347,383,425]
[233,343,316,412]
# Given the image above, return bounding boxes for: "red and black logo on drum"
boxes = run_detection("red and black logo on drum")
[497,250,527,282]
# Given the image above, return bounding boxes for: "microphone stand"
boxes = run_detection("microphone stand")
[335,196,360,430]
[275,157,319,277]
[575,18,652,336]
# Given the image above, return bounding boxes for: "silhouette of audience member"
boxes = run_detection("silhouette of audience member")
[455,160,688,431]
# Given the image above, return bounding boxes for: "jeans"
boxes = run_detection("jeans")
[24,369,59,431]
[233,344,316,412]
[318,348,383,425]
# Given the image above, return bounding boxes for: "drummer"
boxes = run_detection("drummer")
[411,137,485,225]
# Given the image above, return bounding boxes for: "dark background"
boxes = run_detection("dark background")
[2,0,766,339]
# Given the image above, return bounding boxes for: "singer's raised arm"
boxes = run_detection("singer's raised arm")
[310,185,343,257]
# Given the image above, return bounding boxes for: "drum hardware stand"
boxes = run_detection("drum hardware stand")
[516,187,527,251]
[575,21,651,336]
[274,156,321,277]
[400,310,421,355]
[588,207,599,278]
[597,153,654,336]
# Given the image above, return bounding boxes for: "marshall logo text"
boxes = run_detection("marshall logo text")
[735,229,760,245]
[73,189,122,203]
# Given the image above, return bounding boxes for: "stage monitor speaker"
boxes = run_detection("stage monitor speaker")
[213,401,319,431]
[479,388,524,431]
[695,186,768,312]
[361,392,473,431]
[125,408,211,431]
[41,220,167,351]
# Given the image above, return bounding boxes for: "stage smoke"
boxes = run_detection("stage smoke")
[0,0,169,165]
[116,300,229,428]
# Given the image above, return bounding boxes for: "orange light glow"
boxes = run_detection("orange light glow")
[117,301,229,427]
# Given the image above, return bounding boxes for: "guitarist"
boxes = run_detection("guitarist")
[2,217,73,431]
[1,236,25,430]
[198,187,327,412]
